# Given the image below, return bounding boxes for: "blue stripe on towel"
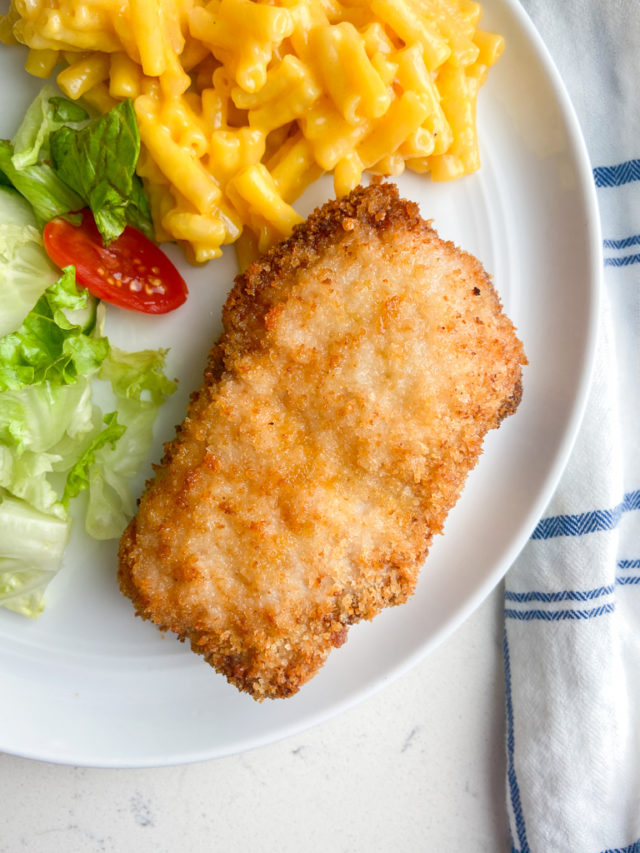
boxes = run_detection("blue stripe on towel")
[504,629,530,853]
[601,839,640,853]
[603,234,640,249]
[505,585,614,603]
[618,560,640,569]
[604,254,640,267]
[593,158,640,187]
[532,490,640,539]
[505,603,615,621]
[505,577,640,609]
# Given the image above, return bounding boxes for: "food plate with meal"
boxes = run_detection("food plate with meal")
[0,0,600,766]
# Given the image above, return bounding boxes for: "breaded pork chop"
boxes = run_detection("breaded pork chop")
[118,182,526,700]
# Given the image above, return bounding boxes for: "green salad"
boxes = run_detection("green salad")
[0,86,178,617]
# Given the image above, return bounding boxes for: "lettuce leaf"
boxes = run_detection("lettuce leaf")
[11,85,88,170]
[0,90,152,243]
[0,87,175,615]
[0,185,60,336]
[62,410,126,507]
[83,347,175,539]
[0,266,108,391]
[0,491,70,617]
[0,278,176,608]
[49,99,153,243]
[99,345,176,404]
[0,89,87,222]
[0,138,85,226]
[0,377,93,454]
[0,378,96,516]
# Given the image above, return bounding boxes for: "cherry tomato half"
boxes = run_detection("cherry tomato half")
[43,210,188,314]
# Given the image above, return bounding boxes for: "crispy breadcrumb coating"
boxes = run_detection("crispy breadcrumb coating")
[118,182,526,700]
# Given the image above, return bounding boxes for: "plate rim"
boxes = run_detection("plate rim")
[0,0,602,767]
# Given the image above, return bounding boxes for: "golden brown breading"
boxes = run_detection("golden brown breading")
[118,182,526,700]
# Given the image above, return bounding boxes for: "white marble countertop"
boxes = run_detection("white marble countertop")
[0,586,509,852]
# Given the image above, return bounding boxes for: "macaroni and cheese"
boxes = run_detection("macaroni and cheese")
[1,0,504,266]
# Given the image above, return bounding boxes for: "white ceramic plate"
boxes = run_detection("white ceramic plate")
[0,0,600,768]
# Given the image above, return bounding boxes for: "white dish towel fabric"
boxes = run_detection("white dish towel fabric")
[505,2,640,851]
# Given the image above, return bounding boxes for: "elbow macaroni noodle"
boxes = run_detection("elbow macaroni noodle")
[1,0,504,266]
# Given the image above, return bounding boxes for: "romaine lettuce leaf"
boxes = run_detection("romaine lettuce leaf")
[0,88,87,226]
[0,89,152,244]
[11,85,88,170]
[49,99,153,243]
[0,139,85,225]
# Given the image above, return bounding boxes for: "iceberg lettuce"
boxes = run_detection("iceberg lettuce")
[0,254,175,615]
[0,85,175,616]
[0,185,60,337]
[0,492,70,617]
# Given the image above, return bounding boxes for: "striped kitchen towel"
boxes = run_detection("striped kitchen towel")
[505,2,640,851]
